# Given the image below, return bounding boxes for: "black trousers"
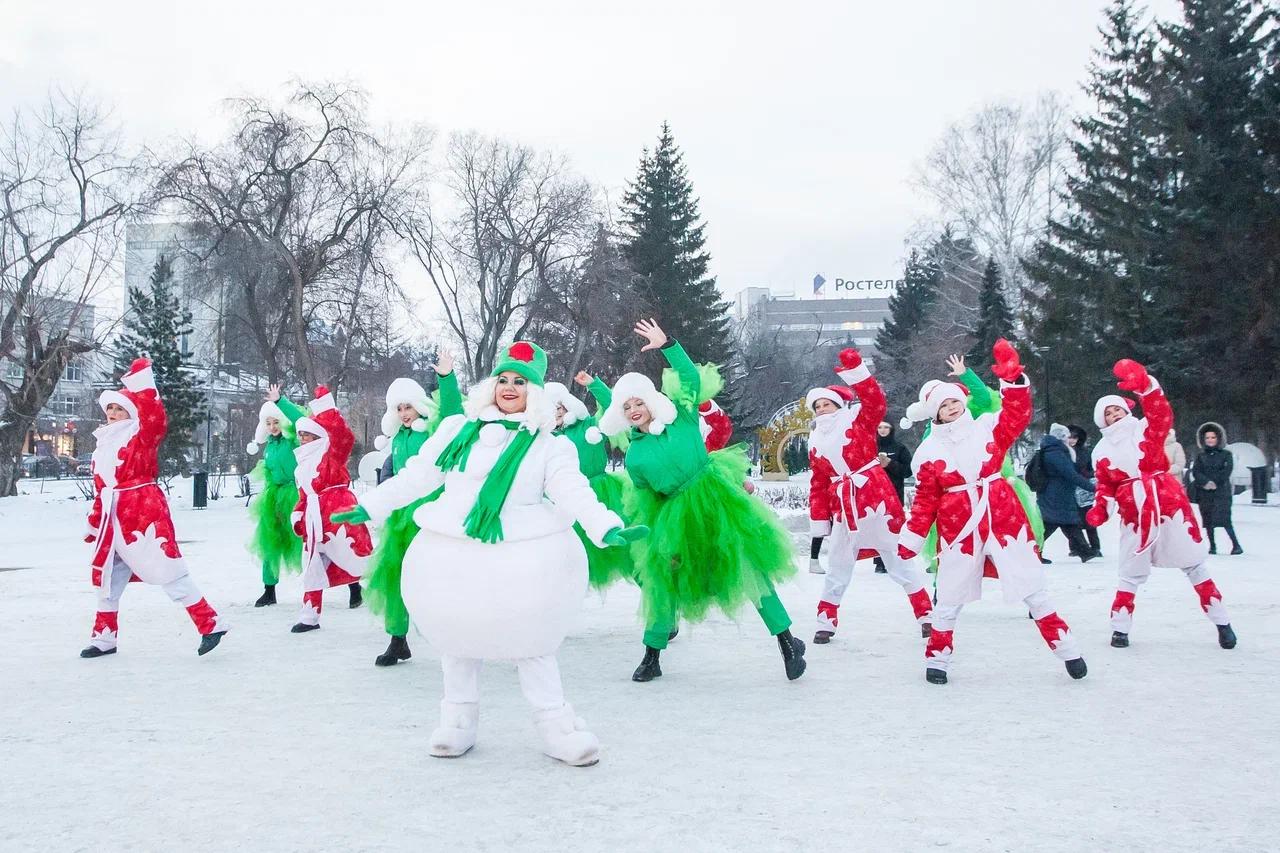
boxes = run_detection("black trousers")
[1043,523,1092,558]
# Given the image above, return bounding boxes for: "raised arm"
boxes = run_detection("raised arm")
[835,348,885,434]
[276,397,308,425]
[1113,360,1174,475]
[434,352,464,419]
[947,354,995,414]
[580,373,613,412]
[988,341,1032,461]
[634,318,700,407]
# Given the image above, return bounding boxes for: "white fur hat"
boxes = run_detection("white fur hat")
[376,378,434,451]
[545,382,602,444]
[247,400,288,455]
[901,381,968,429]
[805,385,857,411]
[1093,394,1133,429]
[294,416,329,442]
[599,372,678,436]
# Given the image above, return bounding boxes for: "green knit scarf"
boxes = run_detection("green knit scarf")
[435,418,537,544]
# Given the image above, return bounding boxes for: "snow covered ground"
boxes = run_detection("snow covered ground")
[2,478,1277,852]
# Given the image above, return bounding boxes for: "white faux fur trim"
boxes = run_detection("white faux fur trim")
[253,401,287,446]
[380,377,433,439]
[1093,394,1132,430]
[374,435,389,451]
[837,364,871,385]
[599,372,677,436]
[584,425,603,445]
[309,391,336,415]
[806,387,844,411]
[246,441,260,455]
[545,382,590,427]
[97,389,138,420]
[121,364,156,393]
[294,416,329,442]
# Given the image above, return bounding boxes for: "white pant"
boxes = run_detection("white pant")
[98,555,202,610]
[817,516,930,633]
[927,588,1080,672]
[441,653,566,711]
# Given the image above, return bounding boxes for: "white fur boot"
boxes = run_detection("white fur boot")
[533,703,600,766]
[429,701,478,758]
[809,557,825,574]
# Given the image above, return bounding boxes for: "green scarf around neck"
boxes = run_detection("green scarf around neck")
[436,418,537,544]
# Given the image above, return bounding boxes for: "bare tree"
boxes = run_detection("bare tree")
[914,93,1071,323]
[153,81,430,388]
[392,132,596,379]
[0,92,137,496]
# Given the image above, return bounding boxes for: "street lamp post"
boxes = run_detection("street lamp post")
[1029,345,1052,430]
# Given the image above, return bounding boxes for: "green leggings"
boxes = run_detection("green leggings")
[642,583,792,650]
[262,560,279,587]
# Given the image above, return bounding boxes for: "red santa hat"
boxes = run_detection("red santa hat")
[97,357,155,419]
[1093,394,1133,430]
[805,385,856,411]
[901,380,969,429]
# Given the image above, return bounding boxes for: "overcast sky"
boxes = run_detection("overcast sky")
[1,0,1183,307]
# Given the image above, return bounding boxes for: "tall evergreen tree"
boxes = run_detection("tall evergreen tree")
[876,248,940,377]
[619,123,731,366]
[114,255,206,475]
[968,258,1018,364]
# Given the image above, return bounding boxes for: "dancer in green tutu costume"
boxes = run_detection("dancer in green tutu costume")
[900,354,1045,574]
[543,374,636,590]
[245,383,308,607]
[365,352,462,666]
[598,319,807,683]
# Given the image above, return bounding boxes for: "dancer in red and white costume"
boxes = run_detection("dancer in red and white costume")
[898,341,1086,684]
[698,399,733,452]
[289,386,373,633]
[1088,359,1237,650]
[807,348,932,645]
[82,358,226,658]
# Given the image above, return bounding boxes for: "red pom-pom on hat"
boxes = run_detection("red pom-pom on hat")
[508,342,535,362]
[314,385,331,398]
[127,357,152,374]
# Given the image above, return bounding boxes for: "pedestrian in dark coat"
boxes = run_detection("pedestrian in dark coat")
[1067,424,1102,557]
[1036,424,1097,562]
[876,421,912,503]
[1192,422,1242,554]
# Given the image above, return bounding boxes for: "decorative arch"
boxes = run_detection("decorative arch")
[757,399,813,480]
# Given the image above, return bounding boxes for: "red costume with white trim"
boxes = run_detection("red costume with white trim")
[85,358,222,652]
[1089,360,1230,635]
[899,342,1081,676]
[698,399,732,452]
[807,350,932,638]
[291,386,373,627]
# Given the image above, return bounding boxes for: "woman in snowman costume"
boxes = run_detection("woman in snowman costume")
[289,386,374,633]
[542,371,635,590]
[244,383,307,607]
[82,357,226,657]
[1088,359,1237,650]
[897,341,1086,685]
[335,342,643,766]
[598,319,806,684]
[364,353,462,666]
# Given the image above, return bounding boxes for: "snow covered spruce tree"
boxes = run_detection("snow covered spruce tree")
[619,123,731,366]
[113,255,205,476]
[968,258,1018,365]
[874,248,940,405]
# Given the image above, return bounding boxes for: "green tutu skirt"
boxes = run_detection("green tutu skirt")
[248,482,302,583]
[924,473,1045,573]
[365,495,433,636]
[578,470,635,590]
[626,444,795,625]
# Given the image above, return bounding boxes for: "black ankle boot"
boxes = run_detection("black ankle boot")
[813,630,834,644]
[375,635,412,666]
[777,630,806,680]
[1111,631,1129,648]
[632,646,662,682]
[80,645,117,659]
[291,622,320,633]
[1064,657,1088,679]
[1217,624,1237,649]
[254,585,277,607]
[198,630,227,656]
[349,583,363,609]
[926,667,947,684]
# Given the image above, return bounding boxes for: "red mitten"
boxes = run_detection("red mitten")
[1086,505,1108,528]
[1113,359,1149,393]
[314,385,331,398]
[698,400,713,414]
[990,339,1023,382]
[84,533,96,544]
[898,544,917,562]
[127,357,151,375]
[836,348,863,372]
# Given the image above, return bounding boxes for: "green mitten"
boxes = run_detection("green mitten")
[331,506,371,525]
[603,525,649,547]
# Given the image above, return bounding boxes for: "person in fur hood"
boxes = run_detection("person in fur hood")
[362,353,462,667]
[289,386,373,633]
[244,383,307,607]
[597,319,806,684]
[82,357,226,658]
[805,349,933,647]
[334,341,645,767]
[1191,423,1241,555]
[1088,361,1236,650]
[898,341,1086,685]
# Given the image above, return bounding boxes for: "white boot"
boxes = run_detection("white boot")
[809,557,825,574]
[429,701,478,758]
[533,704,600,767]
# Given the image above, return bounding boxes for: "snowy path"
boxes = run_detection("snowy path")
[1,483,1277,852]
